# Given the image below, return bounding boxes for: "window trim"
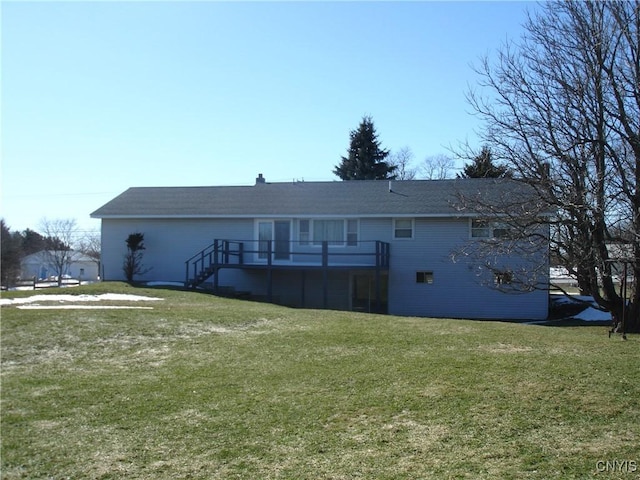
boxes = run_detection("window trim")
[470,219,512,239]
[298,218,359,247]
[299,219,310,246]
[255,219,293,262]
[346,219,359,247]
[313,219,346,246]
[393,218,414,240]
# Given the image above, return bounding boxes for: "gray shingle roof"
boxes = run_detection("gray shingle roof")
[91,178,533,218]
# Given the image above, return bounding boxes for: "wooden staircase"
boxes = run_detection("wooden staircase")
[185,240,245,289]
[189,265,216,288]
[185,241,219,288]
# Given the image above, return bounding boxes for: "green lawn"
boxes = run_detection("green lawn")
[1,283,638,479]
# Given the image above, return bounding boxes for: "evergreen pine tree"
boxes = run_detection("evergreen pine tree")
[334,116,396,180]
[1,220,22,286]
[123,232,150,282]
[457,146,511,178]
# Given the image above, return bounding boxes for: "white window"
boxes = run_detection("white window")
[313,220,344,245]
[258,221,273,259]
[492,222,512,239]
[299,220,310,246]
[394,219,414,239]
[471,219,511,239]
[471,219,491,238]
[347,219,358,246]
[297,219,360,246]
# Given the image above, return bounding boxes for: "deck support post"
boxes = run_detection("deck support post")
[267,240,273,302]
[322,241,329,309]
[375,269,381,313]
[223,241,230,264]
[213,240,219,294]
[185,238,389,307]
[213,267,219,293]
[323,270,328,309]
[375,242,382,313]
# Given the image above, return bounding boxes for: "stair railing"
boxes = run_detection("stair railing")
[185,240,218,287]
[185,240,245,287]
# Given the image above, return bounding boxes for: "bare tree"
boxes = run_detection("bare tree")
[420,154,455,180]
[39,218,78,286]
[78,230,101,277]
[451,178,551,294]
[466,1,639,332]
[388,146,417,180]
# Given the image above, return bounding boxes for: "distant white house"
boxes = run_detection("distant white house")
[21,250,99,281]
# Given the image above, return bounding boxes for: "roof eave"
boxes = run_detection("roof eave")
[91,212,486,220]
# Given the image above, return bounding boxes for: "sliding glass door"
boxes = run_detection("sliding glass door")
[274,221,291,260]
[257,220,290,261]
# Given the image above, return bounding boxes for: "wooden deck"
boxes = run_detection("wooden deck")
[185,239,390,310]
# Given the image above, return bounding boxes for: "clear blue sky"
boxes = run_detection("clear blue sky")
[1,1,535,236]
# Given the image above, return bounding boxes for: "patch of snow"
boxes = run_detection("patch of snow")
[0,293,162,306]
[8,281,96,291]
[550,267,576,283]
[97,294,162,302]
[550,267,569,277]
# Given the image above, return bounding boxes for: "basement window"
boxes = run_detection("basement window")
[494,270,513,286]
[416,271,434,284]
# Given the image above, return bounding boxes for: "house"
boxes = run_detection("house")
[21,250,100,281]
[91,176,550,320]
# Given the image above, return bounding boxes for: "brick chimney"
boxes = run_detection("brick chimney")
[255,173,266,185]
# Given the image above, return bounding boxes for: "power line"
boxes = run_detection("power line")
[2,191,118,199]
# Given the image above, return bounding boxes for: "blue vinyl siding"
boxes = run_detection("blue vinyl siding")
[385,217,548,319]
[101,218,254,282]
[100,216,548,319]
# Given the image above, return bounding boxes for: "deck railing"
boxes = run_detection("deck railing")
[185,239,390,287]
